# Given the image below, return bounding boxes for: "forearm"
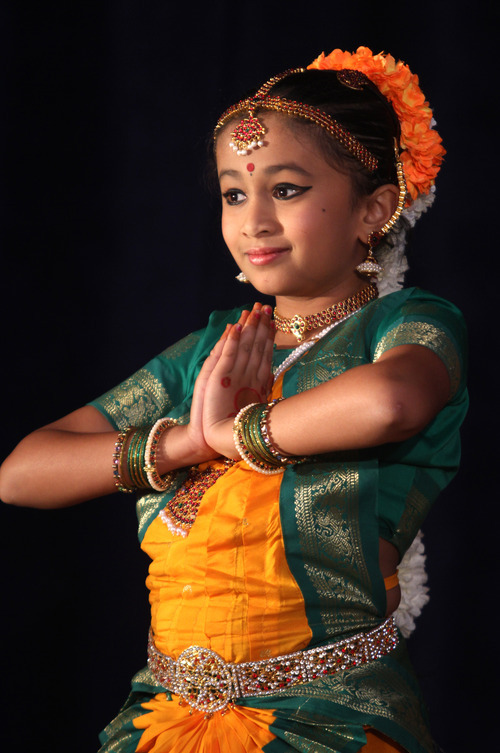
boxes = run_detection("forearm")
[0,420,216,509]
[0,428,120,507]
[206,347,450,460]
[268,366,416,457]
[206,374,408,461]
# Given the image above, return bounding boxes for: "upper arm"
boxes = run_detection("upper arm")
[39,405,116,433]
[371,292,467,402]
[373,343,451,433]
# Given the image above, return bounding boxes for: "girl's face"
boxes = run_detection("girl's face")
[217,115,370,307]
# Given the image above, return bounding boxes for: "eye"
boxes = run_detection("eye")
[222,189,246,206]
[272,183,312,200]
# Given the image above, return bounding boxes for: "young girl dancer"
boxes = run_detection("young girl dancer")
[1,47,467,752]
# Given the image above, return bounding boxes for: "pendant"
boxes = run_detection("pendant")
[290,314,307,342]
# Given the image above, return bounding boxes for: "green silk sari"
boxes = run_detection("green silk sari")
[91,288,468,753]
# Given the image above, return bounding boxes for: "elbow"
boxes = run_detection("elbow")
[376,387,429,442]
[0,475,18,506]
[0,444,41,507]
[0,457,27,506]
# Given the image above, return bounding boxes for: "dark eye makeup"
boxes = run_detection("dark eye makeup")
[222,183,312,206]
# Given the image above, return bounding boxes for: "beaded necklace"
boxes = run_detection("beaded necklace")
[273,284,377,343]
[273,307,361,382]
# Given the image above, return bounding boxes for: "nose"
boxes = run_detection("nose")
[241,195,280,238]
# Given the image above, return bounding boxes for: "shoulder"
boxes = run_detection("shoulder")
[371,287,467,349]
[369,287,468,397]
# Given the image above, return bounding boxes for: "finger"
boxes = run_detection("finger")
[238,309,251,327]
[224,306,261,372]
[241,302,262,329]
[250,307,275,397]
[215,322,244,371]
[197,324,232,380]
[257,312,275,390]
[243,304,273,367]
[215,304,265,378]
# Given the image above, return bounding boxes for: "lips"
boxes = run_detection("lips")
[245,247,290,266]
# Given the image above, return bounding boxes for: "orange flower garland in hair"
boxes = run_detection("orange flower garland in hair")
[308,46,445,203]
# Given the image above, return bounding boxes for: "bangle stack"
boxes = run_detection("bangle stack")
[113,427,136,493]
[112,419,178,494]
[233,400,301,475]
[127,427,152,488]
[144,418,179,492]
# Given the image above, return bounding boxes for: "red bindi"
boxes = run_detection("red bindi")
[246,162,255,173]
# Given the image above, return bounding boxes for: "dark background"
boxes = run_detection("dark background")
[1,2,495,750]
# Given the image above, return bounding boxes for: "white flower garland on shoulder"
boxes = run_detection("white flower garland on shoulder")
[393,530,430,638]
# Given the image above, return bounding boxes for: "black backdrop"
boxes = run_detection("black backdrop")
[1,2,495,750]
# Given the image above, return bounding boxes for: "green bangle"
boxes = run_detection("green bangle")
[126,427,152,489]
[112,427,135,493]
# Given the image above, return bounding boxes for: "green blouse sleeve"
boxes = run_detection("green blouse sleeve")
[370,288,468,399]
[366,289,468,554]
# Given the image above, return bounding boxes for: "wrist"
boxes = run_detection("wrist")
[157,423,218,472]
[205,418,239,461]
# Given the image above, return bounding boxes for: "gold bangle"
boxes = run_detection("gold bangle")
[259,399,292,463]
[233,402,306,475]
[112,427,135,493]
[144,418,179,492]
[233,404,284,475]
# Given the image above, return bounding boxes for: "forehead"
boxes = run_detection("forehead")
[216,113,324,172]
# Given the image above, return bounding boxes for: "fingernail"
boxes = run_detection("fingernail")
[262,305,272,316]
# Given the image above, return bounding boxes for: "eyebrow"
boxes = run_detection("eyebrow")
[218,163,313,180]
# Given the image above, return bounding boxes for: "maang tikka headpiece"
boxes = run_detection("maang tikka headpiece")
[214,65,408,257]
[214,68,379,173]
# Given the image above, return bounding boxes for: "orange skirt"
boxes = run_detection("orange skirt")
[363,729,406,752]
[133,693,405,753]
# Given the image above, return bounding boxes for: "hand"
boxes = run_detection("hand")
[202,304,275,457]
[182,309,252,462]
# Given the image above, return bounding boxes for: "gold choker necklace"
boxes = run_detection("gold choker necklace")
[273,284,378,342]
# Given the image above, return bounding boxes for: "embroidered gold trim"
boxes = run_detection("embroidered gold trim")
[99,369,172,429]
[373,321,461,397]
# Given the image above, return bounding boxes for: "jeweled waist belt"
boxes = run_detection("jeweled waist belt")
[147,616,399,715]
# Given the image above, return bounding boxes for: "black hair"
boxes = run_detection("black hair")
[267,69,400,198]
[210,68,401,203]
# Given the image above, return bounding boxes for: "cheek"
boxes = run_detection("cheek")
[288,209,325,245]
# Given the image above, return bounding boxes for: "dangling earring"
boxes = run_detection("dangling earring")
[236,271,250,283]
[356,233,384,279]
[356,140,407,282]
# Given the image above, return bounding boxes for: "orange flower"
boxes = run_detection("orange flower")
[308,47,445,203]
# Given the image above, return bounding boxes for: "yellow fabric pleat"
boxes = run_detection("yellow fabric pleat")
[136,372,310,749]
[141,371,312,663]
[133,693,277,753]
[142,457,312,662]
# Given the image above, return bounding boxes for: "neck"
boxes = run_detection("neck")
[273,277,367,320]
[273,280,377,347]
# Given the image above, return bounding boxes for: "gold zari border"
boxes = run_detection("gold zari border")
[373,321,461,397]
